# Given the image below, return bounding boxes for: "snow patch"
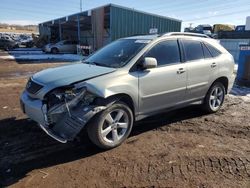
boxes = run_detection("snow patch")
[12,48,41,51]
[230,85,250,102]
[0,51,85,61]
[230,85,250,96]
[0,55,15,60]
[14,54,83,61]
[9,50,44,54]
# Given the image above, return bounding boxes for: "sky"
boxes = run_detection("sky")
[0,0,250,29]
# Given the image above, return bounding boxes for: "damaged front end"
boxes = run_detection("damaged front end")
[41,86,106,143]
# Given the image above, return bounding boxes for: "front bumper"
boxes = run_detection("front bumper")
[20,91,46,125]
[20,91,106,143]
[38,123,67,143]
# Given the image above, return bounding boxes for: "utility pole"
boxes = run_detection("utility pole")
[189,23,193,29]
[80,0,82,12]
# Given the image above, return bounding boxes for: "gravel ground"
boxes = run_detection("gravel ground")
[0,51,250,188]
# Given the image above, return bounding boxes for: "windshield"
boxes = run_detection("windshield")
[83,39,150,68]
[203,27,212,31]
[56,41,65,45]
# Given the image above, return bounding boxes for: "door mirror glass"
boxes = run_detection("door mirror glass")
[142,57,157,69]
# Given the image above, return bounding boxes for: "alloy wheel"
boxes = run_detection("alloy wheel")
[101,109,129,144]
[209,86,224,111]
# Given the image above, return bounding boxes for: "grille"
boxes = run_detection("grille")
[26,79,43,94]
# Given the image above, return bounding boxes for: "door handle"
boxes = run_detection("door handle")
[211,62,217,68]
[177,68,186,74]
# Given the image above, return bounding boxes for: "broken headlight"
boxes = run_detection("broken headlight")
[47,87,90,115]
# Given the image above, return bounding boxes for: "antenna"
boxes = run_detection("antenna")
[80,0,82,12]
[188,23,193,29]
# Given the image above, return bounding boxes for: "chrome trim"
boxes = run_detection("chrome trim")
[39,124,67,143]
[163,32,210,38]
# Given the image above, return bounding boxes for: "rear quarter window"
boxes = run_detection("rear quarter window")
[204,43,222,57]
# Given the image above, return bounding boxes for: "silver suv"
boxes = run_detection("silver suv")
[20,32,235,149]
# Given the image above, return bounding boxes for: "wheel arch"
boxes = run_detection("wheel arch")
[94,93,135,116]
[210,76,229,94]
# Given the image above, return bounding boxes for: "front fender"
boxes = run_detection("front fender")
[84,82,139,113]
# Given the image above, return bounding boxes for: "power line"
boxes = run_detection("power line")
[184,8,250,22]
[0,6,78,17]
[162,0,244,14]
[3,0,92,13]
[1,0,249,26]
[165,2,250,21]
[142,0,226,13]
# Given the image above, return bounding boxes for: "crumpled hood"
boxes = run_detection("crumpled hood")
[32,63,116,88]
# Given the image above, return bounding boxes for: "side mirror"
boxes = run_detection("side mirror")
[142,57,157,69]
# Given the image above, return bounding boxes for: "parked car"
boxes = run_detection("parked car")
[0,36,18,50]
[43,40,78,54]
[20,37,34,48]
[193,24,213,36]
[212,24,235,38]
[235,25,245,32]
[213,24,235,33]
[20,32,235,149]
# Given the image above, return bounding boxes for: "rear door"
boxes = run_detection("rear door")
[181,39,218,101]
[71,41,78,53]
[65,41,76,53]
[137,39,187,115]
[61,41,71,52]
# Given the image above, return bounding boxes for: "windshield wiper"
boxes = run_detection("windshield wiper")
[83,61,111,68]
[83,61,97,65]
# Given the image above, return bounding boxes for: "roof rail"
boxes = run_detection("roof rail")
[162,32,210,38]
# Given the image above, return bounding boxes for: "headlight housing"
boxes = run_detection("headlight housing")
[47,87,88,115]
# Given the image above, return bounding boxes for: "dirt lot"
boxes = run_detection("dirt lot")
[0,51,250,188]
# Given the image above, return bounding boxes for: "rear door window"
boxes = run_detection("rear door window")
[145,40,180,66]
[182,40,204,61]
[202,43,213,59]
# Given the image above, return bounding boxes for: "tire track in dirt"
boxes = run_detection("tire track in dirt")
[158,121,250,139]
[106,156,250,185]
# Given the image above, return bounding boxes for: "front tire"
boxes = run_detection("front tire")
[51,47,59,54]
[203,82,225,113]
[87,101,134,149]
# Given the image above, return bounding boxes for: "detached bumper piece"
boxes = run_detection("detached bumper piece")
[21,90,106,143]
[43,106,106,143]
[39,124,67,143]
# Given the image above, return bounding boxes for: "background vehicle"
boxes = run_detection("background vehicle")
[235,25,245,32]
[192,24,213,36]
[211,24,235,38]
[20,32,235,149]
[20,36,34,47]
[43,40,78,54]
[0,36,18,50]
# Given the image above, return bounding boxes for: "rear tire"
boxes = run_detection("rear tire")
[203,82,225,113]
[87,101,134,149]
